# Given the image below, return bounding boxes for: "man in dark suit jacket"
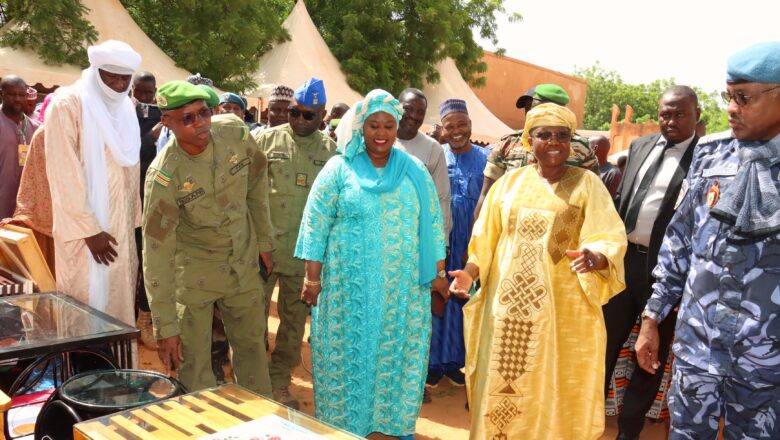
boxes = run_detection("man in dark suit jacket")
[604,86,701,440]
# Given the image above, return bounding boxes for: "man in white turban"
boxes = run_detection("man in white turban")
[45,40,142,326]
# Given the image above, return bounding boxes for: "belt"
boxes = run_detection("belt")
[631,243,649,254]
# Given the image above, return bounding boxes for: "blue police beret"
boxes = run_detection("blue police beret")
[294,77,327,106]
[219,92,247,110]
[727,41,780,84]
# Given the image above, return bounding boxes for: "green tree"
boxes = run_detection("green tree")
[306,0,519,95]
[121,0,291,92]
[574,62,728,133]
[0,0,98,67]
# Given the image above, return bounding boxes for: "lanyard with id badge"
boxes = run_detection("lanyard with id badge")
[17,117,29,167]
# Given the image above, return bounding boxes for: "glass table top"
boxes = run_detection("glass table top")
[0,293,135,354]
[60,370,179,409]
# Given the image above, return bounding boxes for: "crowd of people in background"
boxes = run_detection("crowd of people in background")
[1,38,779,440]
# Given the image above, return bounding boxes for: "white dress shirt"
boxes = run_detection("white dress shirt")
[627,133,695,247]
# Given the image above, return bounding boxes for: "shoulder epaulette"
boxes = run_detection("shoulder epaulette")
[697,129,732,146]
[211,114,251,141]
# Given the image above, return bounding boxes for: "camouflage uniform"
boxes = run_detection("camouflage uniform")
[483,130,599,181]
[253,123,337,389]
[143,114,273,395]
[646,131,780,439]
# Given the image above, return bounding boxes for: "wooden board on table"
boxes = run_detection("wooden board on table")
[74,384,361,440]
[0,224,55,292]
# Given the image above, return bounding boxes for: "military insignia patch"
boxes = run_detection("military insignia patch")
[229,157,251,175]
[154,169,172,187]
[707,181,720,208]
[229,153,240,165]
[177,187,205,206]
[180,175,195,192]
[296,173,308,187]
[313,159,327,166]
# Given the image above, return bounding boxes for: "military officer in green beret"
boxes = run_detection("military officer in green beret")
[142,80,274,395]
[253,77,337,409]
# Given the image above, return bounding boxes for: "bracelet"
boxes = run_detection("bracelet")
[303,278,321,287]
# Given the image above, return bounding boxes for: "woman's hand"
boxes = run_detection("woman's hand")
[448,270,473,299]
[565,247,608,274]
[301,282,322,306]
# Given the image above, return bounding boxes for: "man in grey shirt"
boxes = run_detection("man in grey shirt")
[396,88,452,245]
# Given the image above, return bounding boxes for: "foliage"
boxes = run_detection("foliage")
[121,0,291,92]
[0,0,98,67]
[306,0,519,95]
[574,62,728,134]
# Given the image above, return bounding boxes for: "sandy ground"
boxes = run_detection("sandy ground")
[138,288,669,440]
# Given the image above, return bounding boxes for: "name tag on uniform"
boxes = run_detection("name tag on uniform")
[229,157,251,175]
[702,165,737,178]
[313,159,327,166]
[18,144,29,167]
[177,187,205,206]
[296,173,308,187]
[268,152,290,160]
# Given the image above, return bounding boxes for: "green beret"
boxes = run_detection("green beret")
[533,84,570,105]
[197,84,220,108]
[156,80,210,110]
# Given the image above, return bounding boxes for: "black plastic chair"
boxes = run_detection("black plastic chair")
[34,398,82,440]
[3,348,117,440]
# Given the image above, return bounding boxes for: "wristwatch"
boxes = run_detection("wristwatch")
[437,269,447,278]
[641,309,660,322]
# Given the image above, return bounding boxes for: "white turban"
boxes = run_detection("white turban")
[87,40,141,75]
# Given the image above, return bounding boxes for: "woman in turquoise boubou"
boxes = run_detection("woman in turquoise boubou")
[294,90,447,439]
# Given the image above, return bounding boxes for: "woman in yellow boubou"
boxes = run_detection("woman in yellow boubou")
[450,103,627,440]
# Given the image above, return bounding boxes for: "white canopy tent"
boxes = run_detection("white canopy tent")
[0,0,192,88]
[422,58,512,144]
[249,0,362,107]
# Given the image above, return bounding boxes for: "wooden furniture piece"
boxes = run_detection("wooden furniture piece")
[0,389,10,438]
[0,225,55,293]
[74,383,363,439]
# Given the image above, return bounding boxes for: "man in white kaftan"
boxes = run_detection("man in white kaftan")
[45,40,142,326]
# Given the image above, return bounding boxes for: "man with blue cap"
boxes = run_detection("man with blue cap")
[635,41,780,438]
[424,98,489,398]
[253,77,337,409]
[218,92,248,121]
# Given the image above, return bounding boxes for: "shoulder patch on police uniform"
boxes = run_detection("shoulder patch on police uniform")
[177,187,205,205]
[697,130,732,146]
[154,169,172,187]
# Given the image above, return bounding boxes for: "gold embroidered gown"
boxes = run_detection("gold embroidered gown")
[464,166,627,440]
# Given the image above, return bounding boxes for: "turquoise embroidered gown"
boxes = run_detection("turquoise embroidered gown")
[295,153,445,437]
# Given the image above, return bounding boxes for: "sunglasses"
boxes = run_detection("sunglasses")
[721,85,780,107]
[169,107,212,127]
[289,108,317,121]
[533,131,571,142]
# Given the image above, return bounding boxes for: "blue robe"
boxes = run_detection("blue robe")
[295,154,445,437]
[429,144,490,375]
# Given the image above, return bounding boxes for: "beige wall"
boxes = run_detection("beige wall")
[609,105,660,154]
[470,51,588,130]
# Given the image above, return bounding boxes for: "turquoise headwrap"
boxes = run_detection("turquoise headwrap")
[337,89,439,286]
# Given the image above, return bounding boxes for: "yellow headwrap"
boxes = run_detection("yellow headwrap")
[520,103,577,151]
